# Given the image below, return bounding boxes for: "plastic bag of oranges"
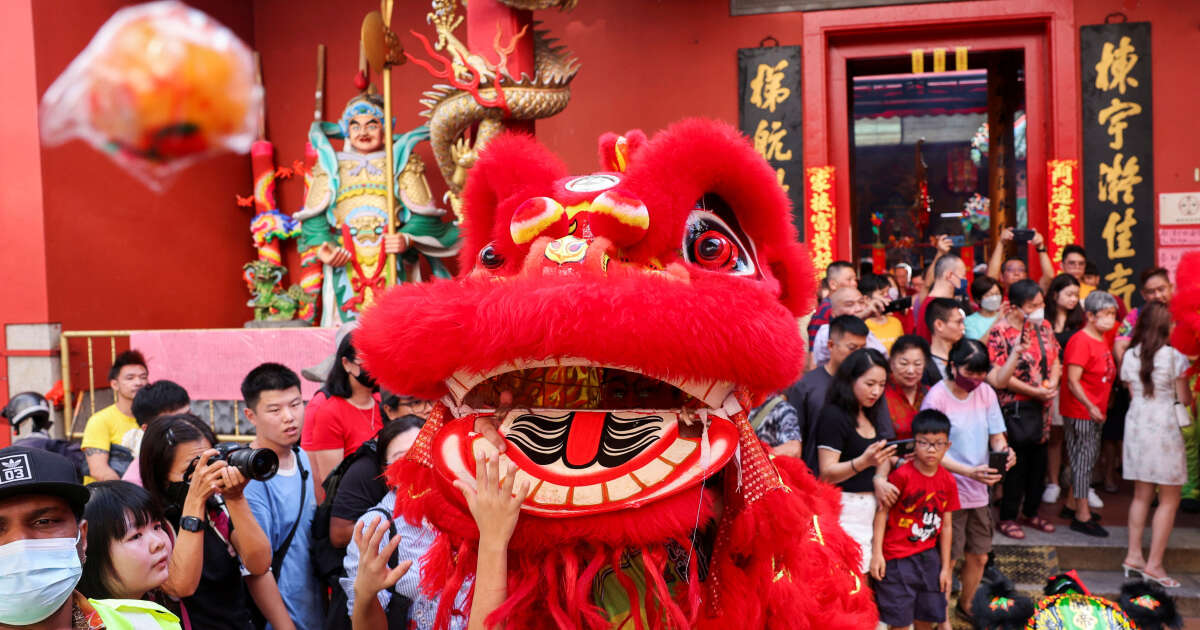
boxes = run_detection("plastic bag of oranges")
[40,1,260,190]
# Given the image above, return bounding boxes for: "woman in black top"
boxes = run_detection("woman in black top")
[139,414,271,630]
[817,348,897,572]
[1043,273,1084,504]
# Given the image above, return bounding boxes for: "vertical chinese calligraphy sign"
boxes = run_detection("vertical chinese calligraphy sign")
[1046,159,1080,270]
[738,45,804,239]
[806,166,836,274]
[1080,22,1153,309]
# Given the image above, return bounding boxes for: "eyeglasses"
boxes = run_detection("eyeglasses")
[915,439,948,450]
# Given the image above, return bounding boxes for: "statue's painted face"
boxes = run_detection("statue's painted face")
[347,113,383,153]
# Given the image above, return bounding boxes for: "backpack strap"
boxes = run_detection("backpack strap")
[271,447,309,577]
[750,395,786,432]
[365,506,400,568]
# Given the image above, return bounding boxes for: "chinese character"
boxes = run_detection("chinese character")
[775,168,790,193]
[750,60,791,113]
[754,120,793,161]
[1101,207,1137,259]
[1098,153,1142,205]
[1095,36,1140,94]
[1105,262,1135,307]
[1097,98,1143,150]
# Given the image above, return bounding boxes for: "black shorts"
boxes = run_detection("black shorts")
[1103,384,1130,442]
[872,547,947,626]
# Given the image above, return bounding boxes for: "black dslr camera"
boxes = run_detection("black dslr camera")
[185,443,279,483]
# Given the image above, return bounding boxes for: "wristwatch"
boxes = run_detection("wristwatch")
[179,515,204,533]
[1036,246,1047,253]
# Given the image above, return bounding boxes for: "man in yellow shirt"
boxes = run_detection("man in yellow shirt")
[860,273,905,354]
[80,350,147,483]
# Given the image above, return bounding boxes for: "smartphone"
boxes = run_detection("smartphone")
[886,438,915,459]
[882,295,913,314]
[1012,228,1035,242]
[988,450,1008,475]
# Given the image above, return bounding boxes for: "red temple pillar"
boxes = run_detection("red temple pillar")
[467,0,535,133]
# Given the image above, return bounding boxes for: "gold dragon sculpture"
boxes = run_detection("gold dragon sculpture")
[411,0,579,222]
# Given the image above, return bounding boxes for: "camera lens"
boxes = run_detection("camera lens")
[223,446,279,481]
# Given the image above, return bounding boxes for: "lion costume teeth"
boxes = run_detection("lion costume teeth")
[358,118,878,629]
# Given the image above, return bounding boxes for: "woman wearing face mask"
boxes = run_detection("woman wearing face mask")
[1041,274,1083,504]
[919,338,1015,622]
[306,333,384,490]
[984,280,1061,539]
[1059,291,1120,537]
[817,348,898,572]
[140,413,272,629]
[965,276,1003,341]
[885,335,931,440]
[78,480,185,628]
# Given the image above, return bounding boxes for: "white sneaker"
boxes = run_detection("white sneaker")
[1042,484,1061,503]
[1087,488,1105,509]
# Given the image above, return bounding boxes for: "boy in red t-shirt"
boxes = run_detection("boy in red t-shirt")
[870,409,960,630]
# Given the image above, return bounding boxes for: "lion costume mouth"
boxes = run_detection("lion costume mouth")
[434,359,741,517]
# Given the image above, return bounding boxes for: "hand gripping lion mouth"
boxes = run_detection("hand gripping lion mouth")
[356,119,879,630]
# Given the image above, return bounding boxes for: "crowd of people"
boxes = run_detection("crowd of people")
[0,324,451,630]
[0,228,1192,630]
[753,228,1193,628]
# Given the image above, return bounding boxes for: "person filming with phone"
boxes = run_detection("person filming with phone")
[919,338,1016,623]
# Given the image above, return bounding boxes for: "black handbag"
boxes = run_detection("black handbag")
[1002,399,1045,446]
[1001,324,1050,445]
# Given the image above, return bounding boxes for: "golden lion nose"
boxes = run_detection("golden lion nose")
[544,236,589,264]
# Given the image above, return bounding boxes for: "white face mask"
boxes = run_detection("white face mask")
[887,287,900,301]
[1027,307,1045,323]
[0,533,83,625]
[980,295,1003,312]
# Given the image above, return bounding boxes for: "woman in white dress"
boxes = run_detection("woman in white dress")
[1120,301,1194,588]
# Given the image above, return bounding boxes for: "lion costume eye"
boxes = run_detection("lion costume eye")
[479,243,504,269]
[682,198,758,277]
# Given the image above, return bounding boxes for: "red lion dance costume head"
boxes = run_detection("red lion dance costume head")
[358,119,877,629]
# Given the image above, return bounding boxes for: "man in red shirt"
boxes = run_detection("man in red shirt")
[870,410,960,629]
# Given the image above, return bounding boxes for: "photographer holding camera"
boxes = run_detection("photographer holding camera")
[140,413,272,630]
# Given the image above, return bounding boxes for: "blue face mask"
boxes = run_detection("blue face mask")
[0,532,83,625]
[956,276,969,297]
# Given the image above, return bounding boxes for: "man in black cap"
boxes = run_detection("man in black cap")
[0,445,90,628]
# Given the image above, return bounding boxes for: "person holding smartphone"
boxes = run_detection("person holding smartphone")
[919,339,1015,623]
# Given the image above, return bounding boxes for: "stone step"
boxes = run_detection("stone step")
[993,525,1200,573]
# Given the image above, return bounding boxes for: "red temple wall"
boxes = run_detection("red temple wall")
[13,0,1197,333]
[30,0,257,332]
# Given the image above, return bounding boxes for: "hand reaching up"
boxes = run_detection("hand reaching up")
[452,452,532,552]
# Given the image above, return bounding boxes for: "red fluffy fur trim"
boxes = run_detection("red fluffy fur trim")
[358,269,806,402]
[386,448,877,630]
[696,456,878,630]
[1170,251,1200,357]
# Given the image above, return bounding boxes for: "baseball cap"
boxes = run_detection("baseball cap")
[0,446,90,515]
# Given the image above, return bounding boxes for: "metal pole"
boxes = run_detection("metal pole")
[86,338,95,417]
[381,0,397,290]
[60,334,72,440]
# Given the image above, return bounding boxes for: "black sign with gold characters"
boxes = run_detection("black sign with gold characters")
[738,44,804,239]
[1080,22,1153,309]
